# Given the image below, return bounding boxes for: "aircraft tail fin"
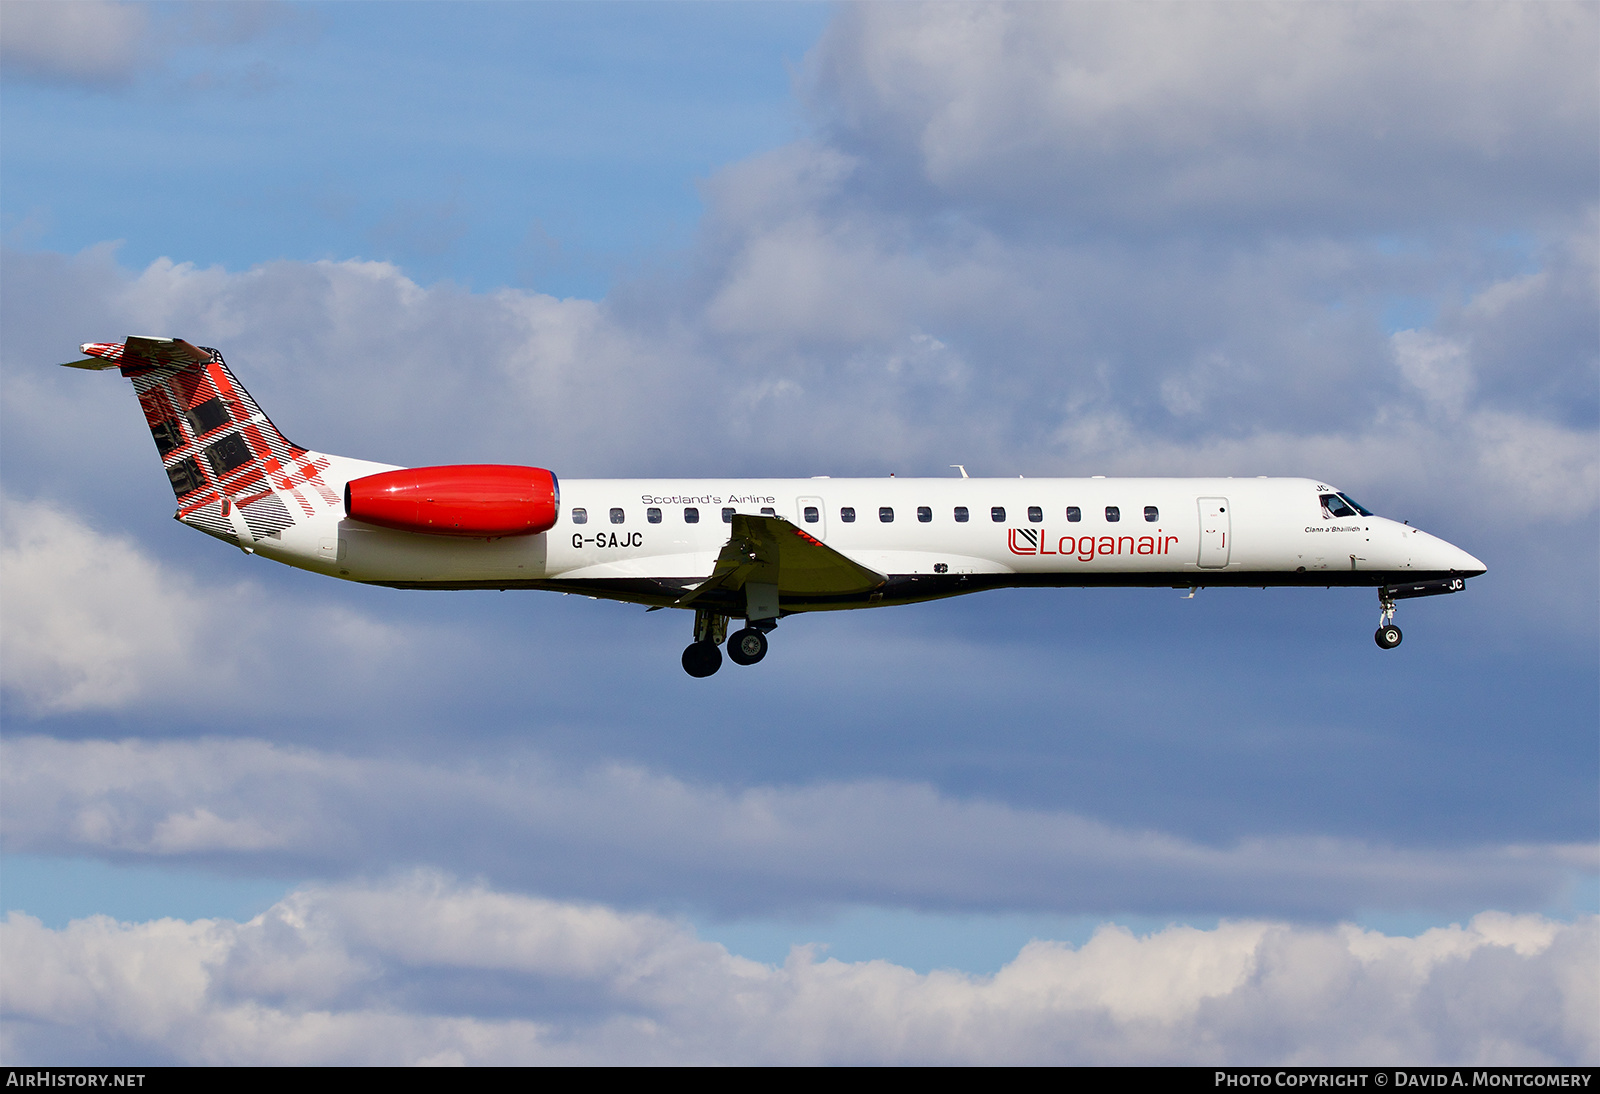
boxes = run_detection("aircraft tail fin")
[66,337,341,545]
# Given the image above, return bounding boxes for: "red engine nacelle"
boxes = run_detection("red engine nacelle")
[345,465,560,537]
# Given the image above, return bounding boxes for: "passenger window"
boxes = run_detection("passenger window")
[917,506,932,523]
[571,508,588,524]
[760,507,776,517]
[1105,506,1120,522]
[1066,506,1081,522]
[1027,506,1043,523]
[804,506,819,523]
[722,507,735,523]
[610,508,625,524]
[647,507,662,524]
[1144,506,1159,522]
[879,507,894,522]
[954,506,969,522]
[684,507,699,524]
[991,506,1005,522]
[840,507,856,522]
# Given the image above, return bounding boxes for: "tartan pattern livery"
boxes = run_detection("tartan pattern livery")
[79,337,337,546]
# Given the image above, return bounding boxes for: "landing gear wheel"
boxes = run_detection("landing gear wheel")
[682,641,723,677]
[727,627,768,666]
[1375,625,1403,650]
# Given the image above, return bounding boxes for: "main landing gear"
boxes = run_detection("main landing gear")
[727,626,768,666]
[682,608,773,677]
[1374,588,1402,650]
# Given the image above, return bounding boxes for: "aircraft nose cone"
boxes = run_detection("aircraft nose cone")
[1394,521,1484,576]
[1425,531,1485,575]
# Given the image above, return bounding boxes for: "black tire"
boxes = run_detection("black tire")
[682,641,723,677]
[727,627,768,666]
[1374,625,1403,650]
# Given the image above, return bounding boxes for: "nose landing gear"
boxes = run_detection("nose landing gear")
[1374,589,1402,649]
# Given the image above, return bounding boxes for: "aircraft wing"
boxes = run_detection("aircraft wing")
[676,514,885,606]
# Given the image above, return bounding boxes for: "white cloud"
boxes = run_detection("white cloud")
[806,4,1598,227]
[4,736,1590,920]
[0,496,410,715]
[2,873,1593,1064]
[0,497,223,713]
[0,0,148,86]
[1392,331,1474,418]
[0,1,313,92]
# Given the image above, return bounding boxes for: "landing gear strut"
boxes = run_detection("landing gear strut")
[681,609,776,676]
[682,608,728,677]
[1374,589,1402,650]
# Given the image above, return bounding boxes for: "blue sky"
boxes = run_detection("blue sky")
[3,2,828,296]
[1,1,1595,1065]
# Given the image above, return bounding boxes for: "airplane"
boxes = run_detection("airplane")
[62,336,1487,676]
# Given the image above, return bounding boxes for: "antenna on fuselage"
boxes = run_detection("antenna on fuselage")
[950,465,968,478]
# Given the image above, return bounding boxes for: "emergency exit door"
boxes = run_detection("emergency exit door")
[1198,497,1230,568]
[796,495,826,539]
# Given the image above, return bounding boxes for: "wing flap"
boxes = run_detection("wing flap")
[677,514,885,607]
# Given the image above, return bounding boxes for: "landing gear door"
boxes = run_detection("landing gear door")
[1198,497,1230,568]
[796,496,827,540]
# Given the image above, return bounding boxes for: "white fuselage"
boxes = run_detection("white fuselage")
[252,464,1485,611]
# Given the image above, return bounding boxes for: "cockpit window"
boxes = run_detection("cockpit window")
[1320,494,1358,519]
[1337,492,1373,517]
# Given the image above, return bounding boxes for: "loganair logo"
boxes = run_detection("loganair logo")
[1009,527,1181,561]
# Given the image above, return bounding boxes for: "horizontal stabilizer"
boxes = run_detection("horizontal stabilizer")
[66,336,213,372]
[678,514,885,607]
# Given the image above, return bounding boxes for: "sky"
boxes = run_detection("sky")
[0,0,1596,1066]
